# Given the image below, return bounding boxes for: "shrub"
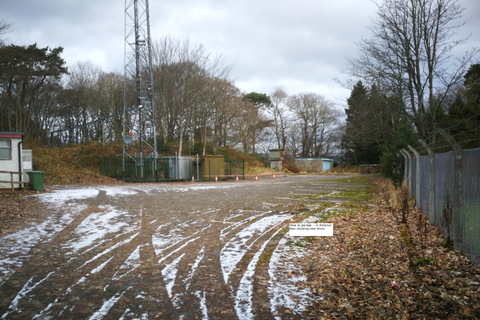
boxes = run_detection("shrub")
[283,162,301,173]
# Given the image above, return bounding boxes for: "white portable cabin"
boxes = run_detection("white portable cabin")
[0,132,29,190]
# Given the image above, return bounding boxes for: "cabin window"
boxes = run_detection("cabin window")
[0,140,11,159]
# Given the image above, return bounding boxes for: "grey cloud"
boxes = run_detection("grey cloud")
[1,0,478,104]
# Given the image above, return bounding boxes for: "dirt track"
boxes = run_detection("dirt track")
[0,175,355,319]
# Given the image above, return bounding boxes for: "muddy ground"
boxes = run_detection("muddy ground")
[0,175,357,319]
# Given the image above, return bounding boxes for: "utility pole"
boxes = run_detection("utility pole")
[123,0,157,180]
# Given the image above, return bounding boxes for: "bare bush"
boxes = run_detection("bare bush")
[388,181,412,223]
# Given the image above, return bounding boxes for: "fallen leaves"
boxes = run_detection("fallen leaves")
[299,178,480,319]
[0,190,49,236]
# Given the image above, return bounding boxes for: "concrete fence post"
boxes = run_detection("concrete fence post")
[408,145,421,209]
[400,149,410,186]
[403,149,413,191]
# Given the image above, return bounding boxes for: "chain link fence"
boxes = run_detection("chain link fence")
[225,159,245,181]
[462,148,480,267]
[100,156,244,183]
[404,147,480,268]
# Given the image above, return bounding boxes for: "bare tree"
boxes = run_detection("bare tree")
[268,87,289,149]
[96,71,125,142]
[347,0,478,140]
[206,78,241,155]
[62,62,101,142]
[0,20,12,46]
[151,36,232,155]
[288,93,341,158]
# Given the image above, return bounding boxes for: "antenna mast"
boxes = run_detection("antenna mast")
[123,0,157,180]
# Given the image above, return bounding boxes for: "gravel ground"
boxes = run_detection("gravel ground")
[0,175,355,319]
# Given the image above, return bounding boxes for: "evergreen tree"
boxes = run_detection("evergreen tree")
[447,64,480,149]
[343,81,368,164]
[343,81,388,164]
[0,44,67,139]
[344,80,417,181]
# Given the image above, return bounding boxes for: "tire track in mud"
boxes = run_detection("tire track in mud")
[0,176,352,319]
[0,190,147,319]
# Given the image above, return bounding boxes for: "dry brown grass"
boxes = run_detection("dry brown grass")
[29,142,122,185]
[27,142,273,185]
[327,165,360,174]
[376,178,417,226]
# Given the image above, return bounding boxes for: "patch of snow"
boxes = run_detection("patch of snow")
[219,210,267,242]
[153,220,210,262]
[189,208,220,215]
[0,204,87,285]
[77,232,139,270]
[268,233,321,319]
[152,221,197,255]
[98,187,139,197]
[1,272,55,319]
[161,253,185,306]
[32,258,112,320]
[119,308,132,320]
[125,183,242,195]
[220,213,291,284]
[113,245,141,280]
[119,309,148,320]
[302,215,320,223]
[63,205,140,253]
[39,188,99,206]
[135,292,146,300]
[82,257,112,286]
[234,228,282,320]
[184,247,205,290]
[262,202,277,208]
[65,256,115,305]
[91,256,113,274]
[88,287,130,320]
[194,291,209,320]
[158,237,200,265]
[170,184,241,193]
[0,187,116,284]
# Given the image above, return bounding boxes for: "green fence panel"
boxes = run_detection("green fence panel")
[99,157,244,183]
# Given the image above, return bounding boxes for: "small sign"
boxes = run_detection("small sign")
[289,223,333,236]
[24,161,32,170]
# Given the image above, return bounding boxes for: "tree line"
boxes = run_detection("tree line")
[1,0,478,171]
[341,0,479,181]
[0,26,341,159]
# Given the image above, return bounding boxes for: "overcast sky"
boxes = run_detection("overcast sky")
[1,0,480,108]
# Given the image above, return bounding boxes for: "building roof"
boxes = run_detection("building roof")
[0,132,23,139]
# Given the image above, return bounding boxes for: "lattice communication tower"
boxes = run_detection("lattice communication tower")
[123,0,157,179]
